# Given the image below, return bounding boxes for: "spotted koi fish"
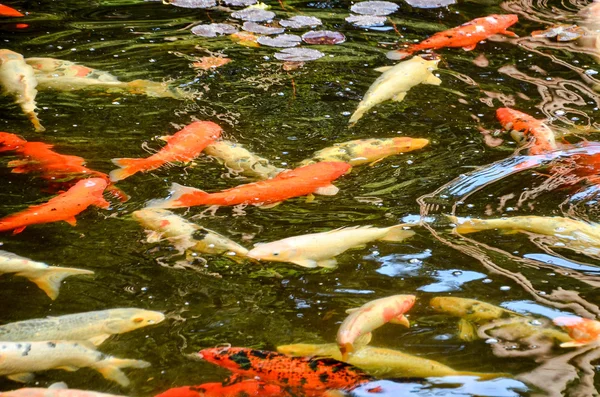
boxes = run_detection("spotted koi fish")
[554,316,600,347]
[154,380,288,397]
[496,107,557,155]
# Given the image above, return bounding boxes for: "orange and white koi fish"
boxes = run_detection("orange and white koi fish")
[110,121,222,182]
[553,316,600,347]
[0,49,44,131]
[154,380,287,397]
[0,178,109,234]
[147,162,351,209]
[496,107,557,155]
[204,140,285,180]
[3,384,126,397]
[387,14,519,60]
[0,131,27,152]
[337,295,416,360]
[0,4,24,17]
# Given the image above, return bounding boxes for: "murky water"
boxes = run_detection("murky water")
[1,0,600,395]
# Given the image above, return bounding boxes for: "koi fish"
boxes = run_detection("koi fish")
[0,49,44,132]
[0,341,150,386]
[0,4,24,17]
[154,380,287,397]
[496,107,557,155]
[3,383,127,397]
[553,316,600,347]
[337,295,415,359]
[0,177,110,234]
[277,343,507,379]
[110,121,222,182]
[300,137,429,166]
[196,346,371,391]
[387,14,519,60]
[246,225,415,268]
[349,56,441,125]
[430,296,518,325]
[204,140,285,180]
[0,131,27,152]
[146,162,351,209]
[0,250,93,300]
[132,208,249,262]
[0,308,165,346]
[578,1,600,63]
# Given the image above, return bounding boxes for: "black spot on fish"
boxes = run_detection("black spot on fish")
[250,350,269,359]
[21,344,31,357]
[300,377,308,386]
[192,229,209,241]
[308,359,320,372]
[230,351,252,370]
[47,342,56,348]
[319,373,329,383]
[280,377,289,384]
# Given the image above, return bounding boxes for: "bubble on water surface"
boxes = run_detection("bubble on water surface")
[301,30,346,45]
[257,34,301,47]
[191,23,238,37]
[242,21,284,34]
[403,0,455,8]
[231,8,275,22]
[350,1,399,15]
[279,15,322,28]
[274,48,324,61]
[166,0,217,8]
[345,14,387,27]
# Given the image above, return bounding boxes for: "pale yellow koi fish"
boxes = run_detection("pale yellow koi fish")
[0,250,93,300]
[0,341,149,386]
[300,137,429,167]
[337,294,415,359]
[0,308,165,346]
[204,140,286,180]
[132,208,249,262]
[277,343,508,379]
[2,382,127,397]
[430,296,518,325]
[349,56,441,125]
[0,49,44,131]
[246,225,415,269]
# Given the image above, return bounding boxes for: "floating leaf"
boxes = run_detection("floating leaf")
[230,31,260,47]
[403,0,455,8]
[531,24,584,42]
[350,1,399,16]
[242,21,284,34]
[301,30,346,45]
[274,48,324,61]
[223,0,257,6]
[257,34,301,47]
[191,23,238,37]
[166,0,217,8]
[231,8,275,22]
[345,14,386,27]
[191,57,231,70]
[279,15,322,29]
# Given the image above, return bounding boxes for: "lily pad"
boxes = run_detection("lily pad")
[403,0,455,8]
[166,0,217,8]
[274,48,324,61]
[223,0,257,6]
[191,23,238,37]
[279,15,322,29]
[302,30,346,45]
[231,8,275,22]
[345,14,387,27]
[350,1,399,16]
[257,34,301,47]
[243,21,284,35]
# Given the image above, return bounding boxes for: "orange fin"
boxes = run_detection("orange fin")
[109,158,153,182]
[65,217,77,226]
[12,226,26,234]
[462,44,477,51]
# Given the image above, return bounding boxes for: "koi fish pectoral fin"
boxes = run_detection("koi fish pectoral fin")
[12,226,26,234]
[317,258,338,268]
[374,66,393,73]
[146,231,164,243]
[389,314,410,327]
[354,332,373,349]
[65,217,77,226]
[424,74,442,86]
[291,259,319,268]
[392,92,407,102]
[314,184,339,196]
[502,30,519,37]
[88,334,112,346]
[7,373,35,383]
[258,202,281,209]
[462,44,477,51]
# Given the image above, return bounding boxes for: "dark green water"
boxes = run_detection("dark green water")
[1,0,600,395]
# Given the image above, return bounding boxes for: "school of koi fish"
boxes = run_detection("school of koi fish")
[1,0,600,396]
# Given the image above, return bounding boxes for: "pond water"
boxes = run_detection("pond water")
[1,0,600,395]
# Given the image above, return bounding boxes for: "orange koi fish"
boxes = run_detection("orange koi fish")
[0,177,109,234]
[147,162,351,209]
[0,4,23,17]
[197,346,372,392]
[553,316,600,347]
[496,107,557,155]
[387,14,519,60]
[109,121,222,182]
[0,131,27,152]
[155,380,288,397]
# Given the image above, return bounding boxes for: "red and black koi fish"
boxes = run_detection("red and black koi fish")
[154,380,288,397]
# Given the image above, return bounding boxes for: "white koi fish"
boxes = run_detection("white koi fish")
[578,1,600,63]
[0,49,44,132]
[0,308,165,346]
[0,250,93,300]
[2,382,127,397]
[204,140,286,180]
[247,225,415,268]
[349,56,441,125]
[0,341,150,386]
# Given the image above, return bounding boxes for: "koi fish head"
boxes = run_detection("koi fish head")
[197,346,251,372]
[487,14,519,28]
[183,121,223,141]
[247,240,297,263]
[104,308,166,334]
[430,297,506,322]
[131,208,175,228]
[0,132,27,151]
[554,316,600,345]
[392,137,429,152]
[496,107,528,129]
[79,177,109,194]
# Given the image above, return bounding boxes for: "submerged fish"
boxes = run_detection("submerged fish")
[0,341,149,386]
[154,380,287,397]
[349,56,441,125]
[132,208,249,261]
[204,140,285,180]
[147,162,351,209]
[0,49,44,132]
[277,343,507,379]
[430,296,517,325]
[496,107,557,155]
[300,137,429,166]
[3,382,127,397]
[246,225,415,268]
[386,14,518,60]
[0,308,165,346]
[0,178,109,234]
[578,1,600,63]
[0,131,28,152]
[554,316,600,347]
[337,295,415,359]
[0,250,93,300]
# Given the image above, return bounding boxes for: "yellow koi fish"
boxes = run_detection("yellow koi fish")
[0,308,165,346]
[0,49,44,131]
[204,140,286,180]
[337,295,415,359]
[0,341,149,386]
[300,137,429,166]
[246,225,415,268]
[277,343,508,379]
[132,208,249,262]
[349,56,441,125]
[3,382,127,397]
[0,250,93,300]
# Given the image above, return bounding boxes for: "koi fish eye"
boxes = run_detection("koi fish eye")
[272,252,280,256]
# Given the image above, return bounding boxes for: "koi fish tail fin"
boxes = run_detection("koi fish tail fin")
[96,358,151,387]
[379,224,415,242]
[386,49,413,61]
[110,158,157,182]
[27,112,45,132]
[106,184,130,202]
[145,183,207,209]
[23,266,94,300]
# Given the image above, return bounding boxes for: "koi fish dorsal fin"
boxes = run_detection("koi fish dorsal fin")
[96,358,150,387]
